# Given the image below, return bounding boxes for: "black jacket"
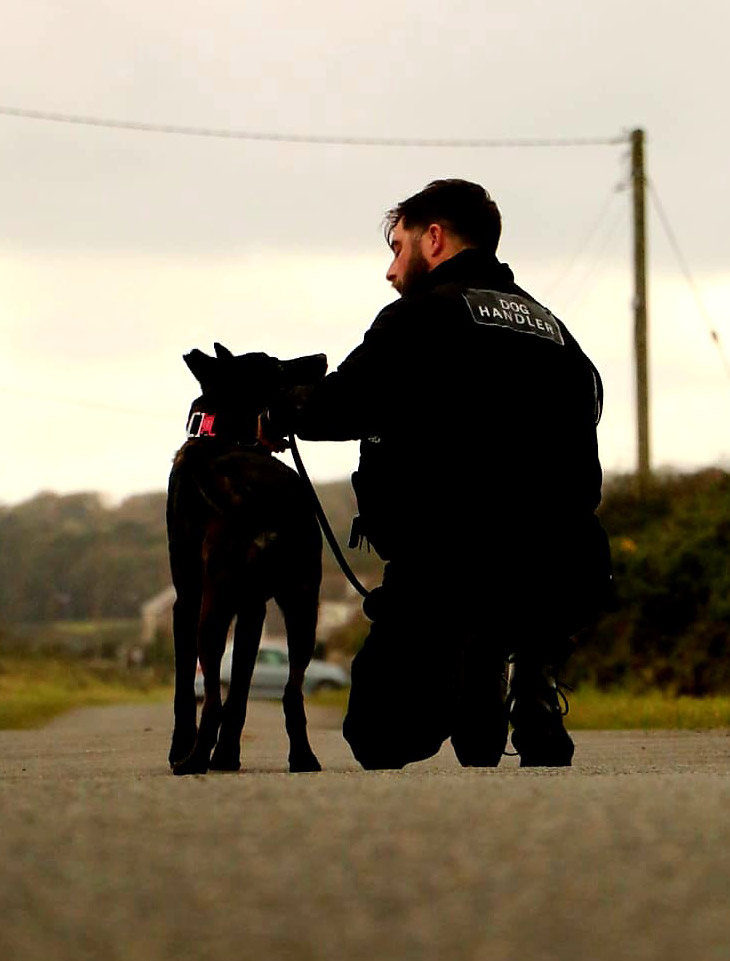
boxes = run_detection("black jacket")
[276,249,607,582]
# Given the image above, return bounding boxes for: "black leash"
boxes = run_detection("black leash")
[288,436,371,598]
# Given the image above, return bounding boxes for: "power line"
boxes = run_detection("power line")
[648,179,730,383]
[559,200,627,313]
[544,184,625,299]
[0,105,626,149]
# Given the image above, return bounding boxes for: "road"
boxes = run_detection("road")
[2,700,730,961]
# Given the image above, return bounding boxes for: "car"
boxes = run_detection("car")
[194,639,349,700]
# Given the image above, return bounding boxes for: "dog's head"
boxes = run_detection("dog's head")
[183,343,327,426]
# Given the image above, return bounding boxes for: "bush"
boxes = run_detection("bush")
[571,469,730,695]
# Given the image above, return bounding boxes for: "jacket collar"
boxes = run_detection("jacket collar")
[422,248,516,292]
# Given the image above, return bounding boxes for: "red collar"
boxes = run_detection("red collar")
[186,411,216,438]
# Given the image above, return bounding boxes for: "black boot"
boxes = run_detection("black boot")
[506,653,574,767]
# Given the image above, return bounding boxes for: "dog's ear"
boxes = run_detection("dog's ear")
[213,342,235,361]
[279,353,328,387]
[183,348,217,388]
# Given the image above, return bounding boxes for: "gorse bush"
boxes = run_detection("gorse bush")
[573,469,730,694]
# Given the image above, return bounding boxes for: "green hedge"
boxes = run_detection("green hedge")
[572,469,730,694]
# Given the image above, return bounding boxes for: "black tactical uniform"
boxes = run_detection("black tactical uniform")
[272,248,611,769]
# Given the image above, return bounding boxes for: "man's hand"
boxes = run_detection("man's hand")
[257,413,289,453]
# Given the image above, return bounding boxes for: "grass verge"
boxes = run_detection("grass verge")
[310,686,730,730]
[5,657,730,733]
[568,687,730,730]
[0,655,171,730]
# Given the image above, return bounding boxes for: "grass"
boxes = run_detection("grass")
[4,651,730,733]
[308,686,351,711]
[0,655,171,730]
[9,619,141,657]
[568,687,730,730]
[310,685,730,731]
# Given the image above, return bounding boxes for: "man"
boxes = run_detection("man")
[261,179,611,770]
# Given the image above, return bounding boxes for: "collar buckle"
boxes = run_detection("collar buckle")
[186,412,217,438]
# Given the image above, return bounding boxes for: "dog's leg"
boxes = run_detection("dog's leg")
[167,470,204,768]
[173,592,232,776]
[168,582,201,768]
[278,588,322,773]
[210,598,267,771]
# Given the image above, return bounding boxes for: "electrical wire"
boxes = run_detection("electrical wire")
[554,194,627,312]
[0,107,631,421]
[0,105,626,149]
[648,179,730,382]
[543,184,625,299]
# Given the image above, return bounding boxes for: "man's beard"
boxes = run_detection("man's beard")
[396,244,431,296]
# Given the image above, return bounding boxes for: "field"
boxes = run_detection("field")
[0,654,171,729]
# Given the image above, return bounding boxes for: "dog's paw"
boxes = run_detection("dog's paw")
[289,751,322,774]
[168,729,197,768]
[172,751,210,776]
[209,743,241,772]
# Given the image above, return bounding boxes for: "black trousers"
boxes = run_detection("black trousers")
[342,540,609,770]
[342,561,510,770]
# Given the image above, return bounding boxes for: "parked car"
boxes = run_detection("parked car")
[194,639,349,700]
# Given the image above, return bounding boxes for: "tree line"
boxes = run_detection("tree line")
[0,481,379,624]
[1,469,728,694]
[0,491,170,622]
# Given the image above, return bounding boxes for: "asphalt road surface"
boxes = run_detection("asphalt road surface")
[2,699,730,961]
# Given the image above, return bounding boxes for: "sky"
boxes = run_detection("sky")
[2,0,730,505]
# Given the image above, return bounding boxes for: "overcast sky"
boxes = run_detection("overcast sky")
[2,1,729,504]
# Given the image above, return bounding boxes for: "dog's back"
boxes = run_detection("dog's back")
[169,441,322,601]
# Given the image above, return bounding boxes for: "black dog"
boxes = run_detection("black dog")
[167,343,327,775]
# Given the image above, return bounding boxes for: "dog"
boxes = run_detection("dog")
[167,343,327,775]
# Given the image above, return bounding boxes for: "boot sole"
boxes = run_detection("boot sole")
[511,731,574,768]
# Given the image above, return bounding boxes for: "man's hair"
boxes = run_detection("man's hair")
[385,179,502,253]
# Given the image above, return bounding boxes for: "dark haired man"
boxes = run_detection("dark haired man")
[261,179,611,770]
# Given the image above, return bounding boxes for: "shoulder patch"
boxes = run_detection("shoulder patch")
[463,289,565,346]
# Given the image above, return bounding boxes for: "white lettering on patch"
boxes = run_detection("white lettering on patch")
[463,289,565,346]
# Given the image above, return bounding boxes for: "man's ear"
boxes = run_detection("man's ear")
[423,223,446,261]
[183,348,217,388]
[279,353,328,387]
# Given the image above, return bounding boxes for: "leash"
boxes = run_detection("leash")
[288,436,371,598]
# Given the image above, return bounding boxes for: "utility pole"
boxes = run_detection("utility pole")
[631,127,650,493]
